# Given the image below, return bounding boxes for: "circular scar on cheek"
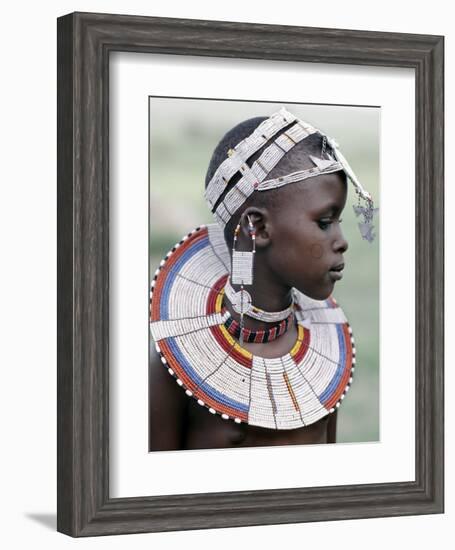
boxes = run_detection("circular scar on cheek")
[310,243,324,259]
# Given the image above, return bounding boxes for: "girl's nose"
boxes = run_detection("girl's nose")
[333,227,348,253]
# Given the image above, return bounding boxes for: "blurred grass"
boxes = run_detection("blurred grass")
[149,98,380,443]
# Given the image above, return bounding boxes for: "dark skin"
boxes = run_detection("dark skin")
[149,172,349,451]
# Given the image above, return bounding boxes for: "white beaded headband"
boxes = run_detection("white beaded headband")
[205,107,378,242]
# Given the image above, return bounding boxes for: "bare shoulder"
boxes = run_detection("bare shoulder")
[149,348,188,451]
[327,410,338,443]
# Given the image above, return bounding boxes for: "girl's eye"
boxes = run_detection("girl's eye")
[317,219,332,230]
[317,218,343,230]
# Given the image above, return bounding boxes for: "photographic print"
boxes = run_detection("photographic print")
[148,98,380,452]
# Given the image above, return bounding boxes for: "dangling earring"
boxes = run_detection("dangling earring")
[230,216,256,344]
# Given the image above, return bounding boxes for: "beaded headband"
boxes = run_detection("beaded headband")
[204,107,378,242]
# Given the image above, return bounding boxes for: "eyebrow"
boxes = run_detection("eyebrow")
[315,202,343,216]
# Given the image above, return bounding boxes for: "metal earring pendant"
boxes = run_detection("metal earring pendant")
[231,218,256,286]
[353,196,379,243]
[231,218,256,344]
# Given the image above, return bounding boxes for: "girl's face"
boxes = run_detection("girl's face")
[266,172,349,301]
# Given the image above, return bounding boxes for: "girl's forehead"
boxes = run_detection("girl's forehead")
[278,173,347,212]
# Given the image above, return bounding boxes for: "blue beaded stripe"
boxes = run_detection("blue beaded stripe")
[166,336,249,414]
[160,235,209,320]
[318,323,347,404]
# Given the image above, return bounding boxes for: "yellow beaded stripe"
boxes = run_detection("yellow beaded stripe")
[215,289,224,313]
[218,324,253,360]
[283,371,300,412]
[215,289,253,360]
[290,324,305,357]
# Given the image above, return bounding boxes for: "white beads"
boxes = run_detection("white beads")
[231,251,254,285]
[214,119,317,227]
[205,108,297,209]
[258,162,342,191]
[150,223,357,430]
[224,278,293,322]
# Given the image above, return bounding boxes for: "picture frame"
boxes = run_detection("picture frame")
[57,11,444,536]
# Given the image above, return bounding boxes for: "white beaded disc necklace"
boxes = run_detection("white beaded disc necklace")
[150,224,356,430]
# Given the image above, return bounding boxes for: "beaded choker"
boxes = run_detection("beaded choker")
[223,307,294,343]
[150,224,356,430]
[224,278,294,322]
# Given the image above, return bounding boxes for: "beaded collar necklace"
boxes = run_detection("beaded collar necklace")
[150,224,356,430]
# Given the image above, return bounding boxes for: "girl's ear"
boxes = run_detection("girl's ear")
[240,207,271,249]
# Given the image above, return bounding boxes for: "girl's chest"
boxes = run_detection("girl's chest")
[183,400,330,449]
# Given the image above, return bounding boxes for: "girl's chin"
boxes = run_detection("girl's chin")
[296,283,334,301]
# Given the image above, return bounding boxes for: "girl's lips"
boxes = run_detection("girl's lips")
[328,263,344,281]
[329,269,343,281]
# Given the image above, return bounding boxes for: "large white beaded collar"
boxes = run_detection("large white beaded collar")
[149,224,356,430]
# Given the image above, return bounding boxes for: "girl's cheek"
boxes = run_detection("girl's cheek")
[310,243,323,259]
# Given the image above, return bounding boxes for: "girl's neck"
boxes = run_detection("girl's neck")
[226,260,293,331]
[223,277,298,357]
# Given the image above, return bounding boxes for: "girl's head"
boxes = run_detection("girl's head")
[205,114,349,300]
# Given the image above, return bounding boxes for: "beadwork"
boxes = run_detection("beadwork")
[205,107,378,242]
[230,218,257,343]
[223,308,294,343]
[150,224,356,430]
[224,278,294,323]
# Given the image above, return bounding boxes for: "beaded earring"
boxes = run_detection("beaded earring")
[230,216,256,344]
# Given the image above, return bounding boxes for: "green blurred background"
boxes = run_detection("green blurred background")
[149,98,380,444]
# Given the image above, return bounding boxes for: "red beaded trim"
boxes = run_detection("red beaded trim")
[222,308,294,343]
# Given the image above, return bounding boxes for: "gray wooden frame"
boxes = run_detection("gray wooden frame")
[57,11,444,537]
